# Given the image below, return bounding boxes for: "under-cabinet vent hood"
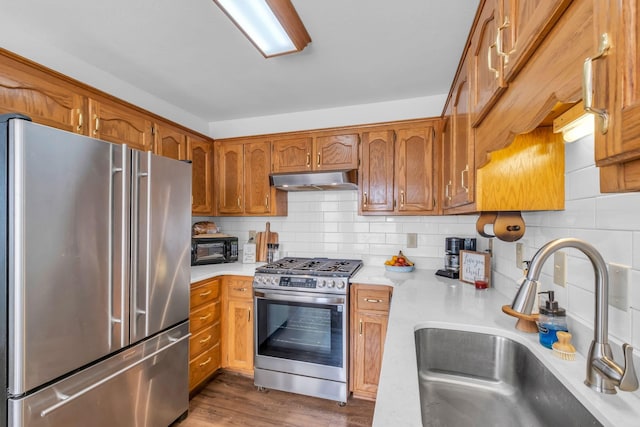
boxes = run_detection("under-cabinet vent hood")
[270,170,358,191]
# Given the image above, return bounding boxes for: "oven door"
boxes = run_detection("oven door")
[254,289,348,382]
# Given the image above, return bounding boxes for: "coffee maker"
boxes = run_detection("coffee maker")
[435,237,477,278]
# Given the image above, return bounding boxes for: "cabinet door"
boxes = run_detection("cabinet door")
[314,133,359,171]
[271,137,313,173]
[154,122,187,160]
[353,312,388,398]
[226,299,253,372]
[592,0,640,167]
[360,130,395,213]
[215,142,244,215]
[499,0,572,82]
[0,54,85,134]
[441,112,454,209]
[244,140,272,214]
[396,127,435,213]
[471,0,507,126]
[88,98,153,151]
[188,136,214,215]
[450,57,475,208]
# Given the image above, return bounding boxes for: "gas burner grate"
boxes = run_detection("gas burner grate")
[256,257,363,277]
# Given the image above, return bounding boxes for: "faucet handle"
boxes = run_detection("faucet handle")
[619,343,639,391]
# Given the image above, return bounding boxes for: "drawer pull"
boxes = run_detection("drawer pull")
[199,313,212,321]
[364,298,383,303]
[233,287,248,292]
[199,357,212,367]
[199,289,212,297]
[199,335,212,344]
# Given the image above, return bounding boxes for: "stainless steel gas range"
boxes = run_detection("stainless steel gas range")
[253,257,363,404]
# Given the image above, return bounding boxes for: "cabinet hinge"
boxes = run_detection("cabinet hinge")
[151,125,156,136]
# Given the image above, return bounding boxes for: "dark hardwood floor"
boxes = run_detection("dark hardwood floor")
[179,372,375,427]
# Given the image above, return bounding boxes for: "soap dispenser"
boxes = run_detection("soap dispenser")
[537,291,568,349]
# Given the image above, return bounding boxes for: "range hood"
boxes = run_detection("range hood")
[270,170,358,191]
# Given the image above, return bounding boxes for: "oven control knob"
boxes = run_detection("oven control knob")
[328,280,335,288]
[318,279,326,288]
[269,277,277,286]
[336,280,345,289]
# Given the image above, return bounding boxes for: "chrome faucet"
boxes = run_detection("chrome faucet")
[510,238,638,394]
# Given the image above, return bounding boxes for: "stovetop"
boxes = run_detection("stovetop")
[255,257,363,277]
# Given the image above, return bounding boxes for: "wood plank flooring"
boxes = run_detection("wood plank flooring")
[178,371,375,427]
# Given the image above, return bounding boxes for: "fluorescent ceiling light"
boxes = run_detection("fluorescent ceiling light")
[553,102,595,143]
[214,0,311,58]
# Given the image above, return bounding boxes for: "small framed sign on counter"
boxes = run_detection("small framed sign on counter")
[459,250,491,286]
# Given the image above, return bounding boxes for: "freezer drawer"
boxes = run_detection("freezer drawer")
[8,322,190,427]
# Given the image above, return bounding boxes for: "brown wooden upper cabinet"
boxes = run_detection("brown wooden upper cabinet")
[271,133,359,173]
[592,0,640,191]
[443,54,474,212]
[215,140,287,216]
[498,0,572,82]
[470,0,506,127]
[0,51,84,134]
[154,122,188,160]
[88,97,153,152]
[360,122,438,215]
[188,135,214,216]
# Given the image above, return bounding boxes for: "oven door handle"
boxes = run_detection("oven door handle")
[254,290,345,306]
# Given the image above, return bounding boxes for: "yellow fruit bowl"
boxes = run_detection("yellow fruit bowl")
[385,265,415,273]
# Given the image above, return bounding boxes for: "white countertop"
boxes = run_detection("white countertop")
[190,262,261,283]
[349,266,640,427]
[192,263,640,426]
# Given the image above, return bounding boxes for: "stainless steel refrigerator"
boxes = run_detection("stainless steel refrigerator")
[0,114,192,426]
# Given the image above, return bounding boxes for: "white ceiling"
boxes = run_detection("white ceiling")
[2,1,479,124]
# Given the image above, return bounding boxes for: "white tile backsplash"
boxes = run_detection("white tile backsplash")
[207,133,640,356]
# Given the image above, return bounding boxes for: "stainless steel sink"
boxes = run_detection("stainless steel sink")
[415,328,602,427]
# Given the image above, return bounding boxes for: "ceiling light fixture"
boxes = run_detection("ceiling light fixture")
[553,101,595,143]
[213,0,311,58]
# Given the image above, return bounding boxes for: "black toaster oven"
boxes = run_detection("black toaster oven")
[191,235,238,265]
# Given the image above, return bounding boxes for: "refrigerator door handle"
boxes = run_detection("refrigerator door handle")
[131,150,150,342]
[109,144,129,351]
[38,333,189,418]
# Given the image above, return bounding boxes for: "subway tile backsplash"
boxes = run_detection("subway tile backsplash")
[202,133,640,358]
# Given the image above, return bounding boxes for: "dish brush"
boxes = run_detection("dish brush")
[552,331,576,361]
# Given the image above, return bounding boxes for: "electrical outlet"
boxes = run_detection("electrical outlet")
[249,230,257,240]
[608,263,629,311]
[407,233,417,248]
[553,251,566,287]
[515,243,523,269]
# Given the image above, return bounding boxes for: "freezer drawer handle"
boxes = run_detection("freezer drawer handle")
[39,333,189,418]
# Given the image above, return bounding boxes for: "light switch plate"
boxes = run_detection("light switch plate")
[608,263,629,311]
[407,233,417,249]
[515,243,524,269]
[553,251,566,287]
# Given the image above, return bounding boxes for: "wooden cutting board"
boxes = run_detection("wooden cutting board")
[256,222,279,262]
[256,229,266,262]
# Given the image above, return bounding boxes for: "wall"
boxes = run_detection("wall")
[209,94,447,138]
[204,132,640,361]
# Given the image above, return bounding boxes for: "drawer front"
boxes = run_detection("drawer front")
[189,344,220,390]
[190,279,220,309]
[189,323,221,358]
[356,288,391,312]
[189,301,220,332]
[227,281,253,300]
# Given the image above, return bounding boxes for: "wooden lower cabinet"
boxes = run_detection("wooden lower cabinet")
[221,276,254,375]
[189,278,221,393]
[350,284,392,400]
